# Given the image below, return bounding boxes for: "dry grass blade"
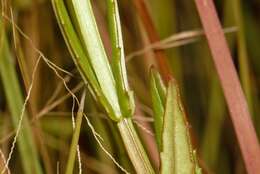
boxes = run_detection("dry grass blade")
[83,114,129,174]
[126,27,237,62]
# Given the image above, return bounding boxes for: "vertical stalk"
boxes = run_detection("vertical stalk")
[194,0,260,173]
[117,118,154,174]
[65,92,86,174]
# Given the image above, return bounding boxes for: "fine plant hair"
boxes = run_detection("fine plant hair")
[83,114,129,174]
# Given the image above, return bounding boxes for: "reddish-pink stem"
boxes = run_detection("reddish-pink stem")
[194,0,260,173]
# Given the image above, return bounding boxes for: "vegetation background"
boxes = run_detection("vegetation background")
[0,0,259,173]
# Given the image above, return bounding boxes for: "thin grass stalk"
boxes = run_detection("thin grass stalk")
[193,0,260,173]
[65,91,86,174]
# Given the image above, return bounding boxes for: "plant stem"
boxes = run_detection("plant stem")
[65,91,86,174]
[117,118,154,174]
[194,0,260,173]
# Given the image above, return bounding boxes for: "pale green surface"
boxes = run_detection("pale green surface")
[68,0,122,119]
[52,0,120,121]
[117,118,155,174]
[160,80,197,174]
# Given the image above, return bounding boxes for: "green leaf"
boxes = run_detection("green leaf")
[107,0,135,118]
[149,68,166,150]
[52,0,121,121]
[160,79,200,174]
[67,0,122,119]
[53,0,136,122]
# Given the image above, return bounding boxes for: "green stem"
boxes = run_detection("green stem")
[65,92,86,174]
[117,118,154,174]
